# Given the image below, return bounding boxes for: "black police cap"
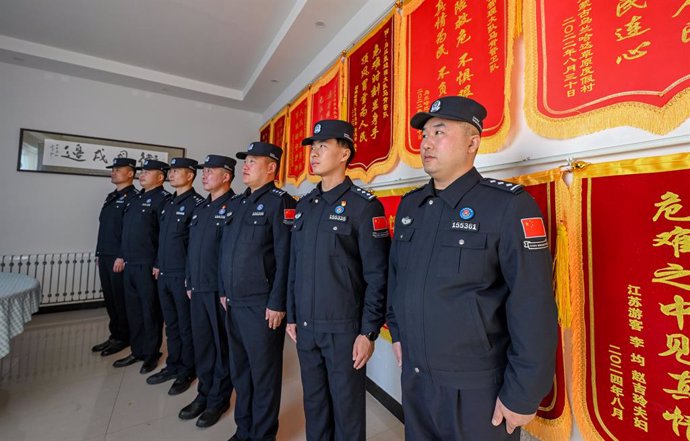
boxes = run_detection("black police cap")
[196,154,236,173]
[236,141,283,162]
[137,159,169,171]
[301,119,355,146]
[169,157,199,171]
[410,96,487,133]
[106,157,137,169]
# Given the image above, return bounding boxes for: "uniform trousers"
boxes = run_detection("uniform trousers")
[123,263,162,361]
[158,273,194,378]
[226,305,285,441]
[97,255,129,343]
[190,291,233,410]
[401,367,520,441]
[296,329,365,441]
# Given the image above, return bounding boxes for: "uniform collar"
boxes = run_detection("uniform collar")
[419,168,482,208]
[141,185,165,195]
[173,188,196,204]
[317,176,353,204]
[115,184,136,196]
[244,181,275,203]
[207,189,234,208]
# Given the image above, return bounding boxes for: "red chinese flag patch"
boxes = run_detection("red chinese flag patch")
[521,217,546,238]
[372,216,388,231]
[284,209,296,220]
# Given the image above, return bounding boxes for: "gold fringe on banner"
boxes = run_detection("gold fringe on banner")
[553,222,571,328]
[523,0,690,139]
[514,0,523,37]
[345,8,401,184]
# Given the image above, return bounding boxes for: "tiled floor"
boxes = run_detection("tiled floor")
[0,309,404,441]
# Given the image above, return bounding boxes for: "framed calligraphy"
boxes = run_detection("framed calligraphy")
[17,129,185,178]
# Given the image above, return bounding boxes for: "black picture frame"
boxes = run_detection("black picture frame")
[17,129,186,177]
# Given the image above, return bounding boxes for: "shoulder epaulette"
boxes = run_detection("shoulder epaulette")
[270,188,287,197]
[350,186,376,201]
[161,189,171,197]
[299,188,319,202]
[480,178,523,194]
[402,185,425,198]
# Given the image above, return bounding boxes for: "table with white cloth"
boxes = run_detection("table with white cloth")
[0,272,41,358]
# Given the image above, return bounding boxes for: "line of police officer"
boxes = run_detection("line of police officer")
[93,95,557,441]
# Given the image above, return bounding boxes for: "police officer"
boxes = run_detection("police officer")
[93,157,138,356]
[220,142,296,441]
[146,157,204,395]
[387,96,558,441]
[113,159,170,374]
[179,154,235,428]
[286,120,390,441]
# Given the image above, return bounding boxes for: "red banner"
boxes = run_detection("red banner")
[307,61,344,183]
[398,0,513,165]
[525,0,690,138]
[271,109,288,186]
[260,122,271,144]
[572,154,690,440]
[286,92,310,186]
[346,13,397,183]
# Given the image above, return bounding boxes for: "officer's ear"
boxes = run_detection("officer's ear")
[465,124,481,155]
[126,168,135,179]
[267,159,278,176]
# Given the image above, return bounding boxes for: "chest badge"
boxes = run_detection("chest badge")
[334,205,345,215]
[401,216,413,225]
[180,206,185,212]
[218,206,226,215]
[257,204,264,211]
[459,207,474,220]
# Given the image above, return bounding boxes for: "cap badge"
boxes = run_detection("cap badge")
[460,207,475,220]
[314,123,322,134]
[430,100,441,112]
[334,205,345,215]
[144,160,149,166]
[171,159,176,165]
[205,155,210,162]
[248,143,254,151]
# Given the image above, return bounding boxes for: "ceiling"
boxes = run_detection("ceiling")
[0,0,370,113]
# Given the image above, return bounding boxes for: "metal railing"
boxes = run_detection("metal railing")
[0,252,103,307]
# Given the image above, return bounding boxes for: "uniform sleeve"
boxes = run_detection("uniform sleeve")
[357,200,390,335]
[217,223,226,299]
[286,242,297,324]
[386,214,401,343]
[497,193,558,415]
[266,195,297,311]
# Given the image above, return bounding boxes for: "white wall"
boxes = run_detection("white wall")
[263,2,690,438]
[0,61,261,255]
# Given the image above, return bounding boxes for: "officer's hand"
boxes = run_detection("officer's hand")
[186,290,192,300]
[113,258,125,273]
[220,296,227,311]
[152,267,160,279]
[286,324,297,343]
[392,342,402,367]
[491,397,536,434]
[265,308,286,330]
[352,335,374,370]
